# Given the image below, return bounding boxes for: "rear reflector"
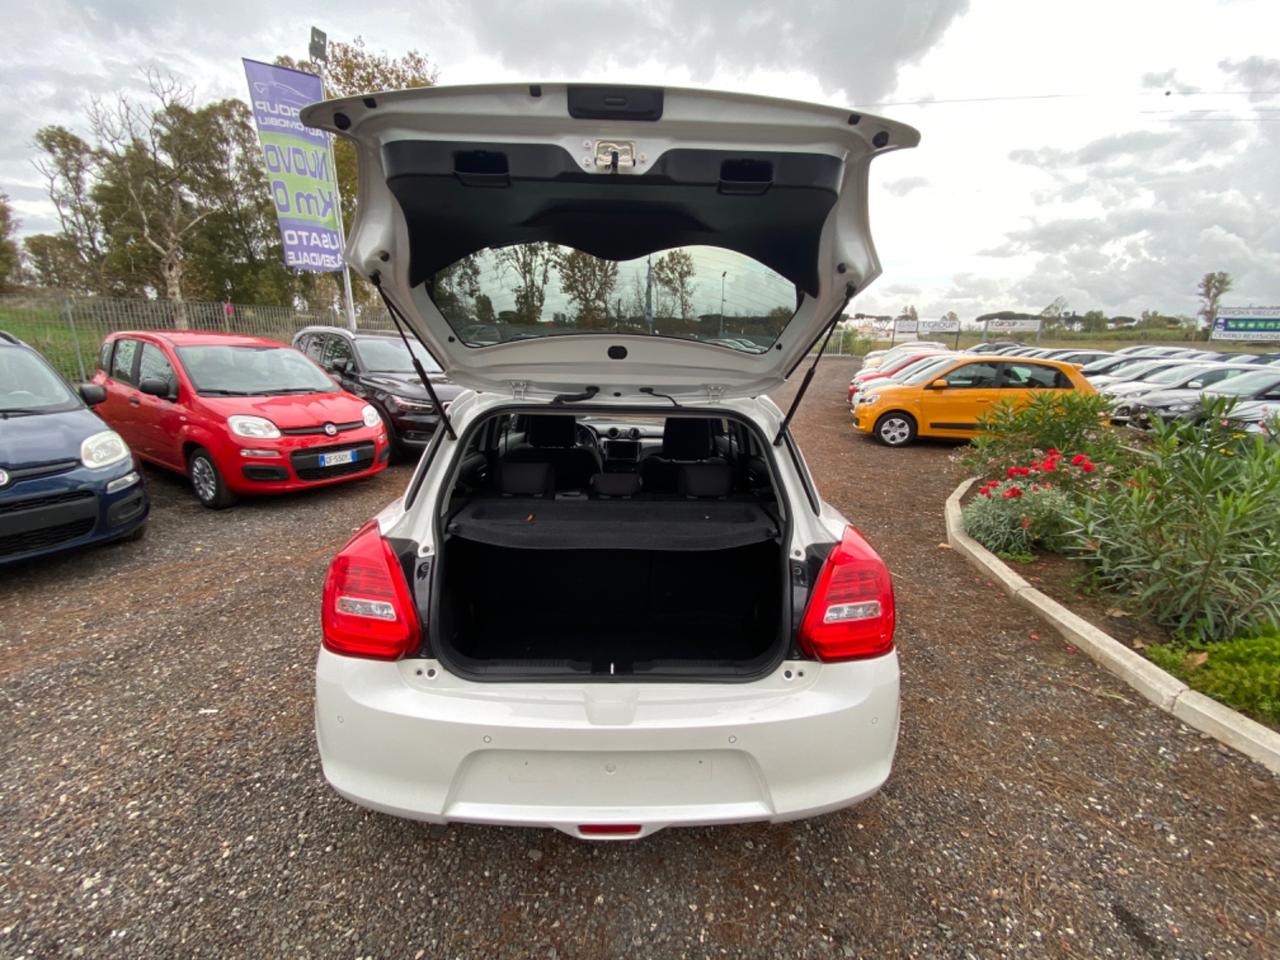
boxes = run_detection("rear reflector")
[578,824,643,836]
[321,521,421,660]
[798,526,895,662]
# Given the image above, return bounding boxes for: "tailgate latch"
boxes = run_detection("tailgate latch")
[594,140,636,173]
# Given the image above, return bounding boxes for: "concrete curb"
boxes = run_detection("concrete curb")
[945,478,1280,774]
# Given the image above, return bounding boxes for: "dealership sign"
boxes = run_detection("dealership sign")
[1211,307,1280,342]
[242,59,343,272]
[920,318,960,333]
[984,318,1042,334]
[893,319,918,335]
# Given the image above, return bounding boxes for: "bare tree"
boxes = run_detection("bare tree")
[89,71,218,325]
[31,127,108,292]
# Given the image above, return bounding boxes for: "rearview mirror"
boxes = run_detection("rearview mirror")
[78,383,107,406]
[929,378,950,389]
[139,376,173,399]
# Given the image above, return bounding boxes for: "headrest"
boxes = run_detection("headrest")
[590,473,642,498]
[526,415,577,448]
[678,462,733,498]
[499,461,554,496]
[661,418,715,460]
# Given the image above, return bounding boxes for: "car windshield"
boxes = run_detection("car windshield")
[176,345,336,395]
[1107,359,1164,378]
[1210,370,1280,397]
[0,349,79,414]
[1147,363,1213,386]
[354,337,443,374]
[431,244,793,353]
[902,356,959,385]
[1082,356,1129,374]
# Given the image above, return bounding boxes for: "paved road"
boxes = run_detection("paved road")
[2,358,1277,959]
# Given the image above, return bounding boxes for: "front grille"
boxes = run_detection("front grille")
[0,490,95,515]
[0,518,95,559]
[294,460,371,481]
[0,460,80,484]
[279,420,364,436]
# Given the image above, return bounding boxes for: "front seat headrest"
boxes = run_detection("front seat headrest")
[661,418,715,460]
[526,415,577,448]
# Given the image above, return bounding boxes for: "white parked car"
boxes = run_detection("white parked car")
[302,83,917,839]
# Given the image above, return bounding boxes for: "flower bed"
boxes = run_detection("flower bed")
[959,394,1280,728]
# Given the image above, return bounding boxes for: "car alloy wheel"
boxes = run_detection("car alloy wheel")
[191,456,218,503]
[876,414,914,447]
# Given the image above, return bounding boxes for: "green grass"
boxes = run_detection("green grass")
[0,310,96,382]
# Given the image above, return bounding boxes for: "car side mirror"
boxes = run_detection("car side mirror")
[78,383,107,406]
[330,358,353,375]
[929,378,950,389]
[139,376,173,399]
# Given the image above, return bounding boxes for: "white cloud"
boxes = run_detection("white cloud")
[1,0,1277,320]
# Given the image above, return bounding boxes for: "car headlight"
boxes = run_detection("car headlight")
[227,415,281,439]
[859,394,881,405]
[361,404,383,428]
[81,430,130,469]
[386,394,434,413]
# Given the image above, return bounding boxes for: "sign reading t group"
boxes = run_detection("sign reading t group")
[242,59,343,272]
[1212,307,1280,342]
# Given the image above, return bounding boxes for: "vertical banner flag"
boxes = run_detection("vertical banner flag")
[242,59,343,272]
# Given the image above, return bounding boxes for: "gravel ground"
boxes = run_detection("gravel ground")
[2,358,1278,959]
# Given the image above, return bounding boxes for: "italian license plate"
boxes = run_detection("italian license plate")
[319,449,356,467]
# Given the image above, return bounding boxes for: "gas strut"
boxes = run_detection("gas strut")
[772,287,855,446]
[369,272,457,440]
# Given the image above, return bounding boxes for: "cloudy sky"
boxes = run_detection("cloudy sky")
[3,0,1277,319]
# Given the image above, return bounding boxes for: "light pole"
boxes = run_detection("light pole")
[311,26,358,331]
[719,271,727,338]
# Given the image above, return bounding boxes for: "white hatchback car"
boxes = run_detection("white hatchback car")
[303,83,918,839]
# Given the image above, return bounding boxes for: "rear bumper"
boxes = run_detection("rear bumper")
[315,651,900,839]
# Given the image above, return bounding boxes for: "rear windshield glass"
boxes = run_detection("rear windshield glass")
[176,345,336,396]
[354,337,443,374]
[1211,370,1280,397]
[430,244,797,353]
[1146,363,1212,386]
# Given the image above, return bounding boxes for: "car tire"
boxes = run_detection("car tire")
[188,447,237,509]
[873,412,917,447]
[374,406,403,461]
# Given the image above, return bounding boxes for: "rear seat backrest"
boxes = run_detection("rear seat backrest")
[498,461,554,497]
[590,473,642,498]
[678,462,733,498]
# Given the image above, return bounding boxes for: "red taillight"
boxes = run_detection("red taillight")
[321,521,421,660]
[798,526,895,662]
[578,824,642,836]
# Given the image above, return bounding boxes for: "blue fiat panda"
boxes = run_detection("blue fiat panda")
[0,332,148,565]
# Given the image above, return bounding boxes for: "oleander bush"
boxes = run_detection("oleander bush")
[1063,400,1280,643]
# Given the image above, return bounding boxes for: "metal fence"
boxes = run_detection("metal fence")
[0,294,394,382]
[0,292,869,382]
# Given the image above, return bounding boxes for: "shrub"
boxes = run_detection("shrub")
[962,391,1129,479]
[1146,635,1280,727]
[963,476,1073,555]
[1064,401,1280,642]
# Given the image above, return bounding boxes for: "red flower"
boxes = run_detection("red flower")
[1030,484,1041,492]
[1071,454,1088,465]
[1002,486,1024,499]
[1081,462,1096,473]
[1020,516,1031,529]
[1046,448,1060,456]
[1041,481,1052,489]
[979,489,991,497]
[1041,459,1057,472]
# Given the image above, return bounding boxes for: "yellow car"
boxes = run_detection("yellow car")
[852,354,1096,446]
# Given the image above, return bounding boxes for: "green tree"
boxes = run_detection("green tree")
[652,249,696,320]
[1197,271,1232,332]
[496,243,554,324]
[1082,309,1108,333]
[0,192,18,291]
[31,126,110,293]
[556,249,618,327]
[22,234,84,290]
